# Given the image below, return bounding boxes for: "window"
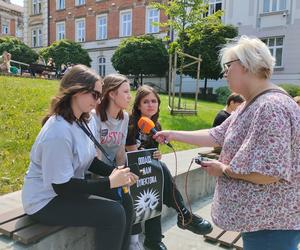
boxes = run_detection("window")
[56,22,65,40]
[2,24,9,34]
[75,0,85,6]
[98,56,106,77]
[208,0,222,15]
[261,37,283,67]
[32,28,42,47]
[146,8,159,33]
[96,15,107,40]
[263,0,286,13]
[32,0,42,15]
[75,19,85,42]
[56,0,65,10]
[120,10,132,37]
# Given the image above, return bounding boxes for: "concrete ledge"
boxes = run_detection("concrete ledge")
[0,147,216,250]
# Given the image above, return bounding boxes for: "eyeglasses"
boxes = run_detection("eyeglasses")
[90,90,102,101]
[223,59,240,71]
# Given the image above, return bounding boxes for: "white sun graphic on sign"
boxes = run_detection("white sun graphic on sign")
[134,188,160,217]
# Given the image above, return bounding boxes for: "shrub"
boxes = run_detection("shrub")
[39,39,91,69]
[278,84,300,97]
[0,36,38,64]
[215,86,231,104]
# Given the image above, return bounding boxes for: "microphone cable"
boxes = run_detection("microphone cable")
[168,144,194,227]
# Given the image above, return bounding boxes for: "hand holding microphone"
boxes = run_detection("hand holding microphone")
[138,117,173,148]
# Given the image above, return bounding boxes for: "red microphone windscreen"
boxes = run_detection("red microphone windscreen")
[137,117,155,134]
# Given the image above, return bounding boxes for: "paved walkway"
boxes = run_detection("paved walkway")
[162,197,225,250]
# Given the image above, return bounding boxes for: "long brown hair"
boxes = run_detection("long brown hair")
[42,64,102,125]
[130,85,161,131]
[96,73,129,122]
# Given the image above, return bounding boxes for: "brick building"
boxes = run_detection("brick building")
[47,0,168,76]
[0,0,23,39]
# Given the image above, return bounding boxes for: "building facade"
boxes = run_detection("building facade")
[23,0,48,49]
[47,0,167,77]
[224,0,300,85]
[23,0,300,89]
[0,0,23,39]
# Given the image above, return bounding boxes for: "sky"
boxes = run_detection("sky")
[10,0,24,6]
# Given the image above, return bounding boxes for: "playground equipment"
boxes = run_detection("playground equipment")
[168,50,202,115]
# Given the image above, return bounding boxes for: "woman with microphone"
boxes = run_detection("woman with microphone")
[126,85,213,250]
[153,36,300,250]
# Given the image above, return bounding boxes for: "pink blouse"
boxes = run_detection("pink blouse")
[209,92,300,232]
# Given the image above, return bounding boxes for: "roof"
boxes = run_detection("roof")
[0,0,23,13]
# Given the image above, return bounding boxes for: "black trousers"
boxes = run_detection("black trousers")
[132,161,186,242]
[30,190,133,250]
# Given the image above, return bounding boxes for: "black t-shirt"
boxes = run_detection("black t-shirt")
[126,118,161,150]
[212,110,231,127]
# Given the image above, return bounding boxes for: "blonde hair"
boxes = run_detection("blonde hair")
[220,35,275,79]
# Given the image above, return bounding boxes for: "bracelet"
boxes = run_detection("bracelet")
[223,169,231,179]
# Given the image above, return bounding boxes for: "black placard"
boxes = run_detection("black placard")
[126,148,164,224]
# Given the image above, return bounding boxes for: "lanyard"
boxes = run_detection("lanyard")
[76,119,125,198]
[76,119,116,167]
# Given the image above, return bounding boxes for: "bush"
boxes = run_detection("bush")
[39,39,91,69]
[0,36,38,64]
[215,86,231,104]
[278,84,300,97]
[112,35,168,82]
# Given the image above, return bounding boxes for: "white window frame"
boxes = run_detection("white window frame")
[261,37,284,67]
[120,10,132,37]
[56,22,65,41]
[75,0,85,6]
[207,0,222,15]
[32,0,42,15]
[146,8,160,34]
[32,27,42,47]
[263,0,286,13]
[96,14,107,40]
[98,56,106,77]
[75,18,85,42]
[2,23,9,34]
[56,0,65,10]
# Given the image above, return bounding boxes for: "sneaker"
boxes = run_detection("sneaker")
[129,235,144,250]
[144,239,167,250]
[177,214,213,235]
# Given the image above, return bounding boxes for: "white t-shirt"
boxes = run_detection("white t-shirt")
[92,110,129,166]
[22,115,97,215]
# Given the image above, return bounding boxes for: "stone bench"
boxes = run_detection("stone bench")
[0,148,217,250]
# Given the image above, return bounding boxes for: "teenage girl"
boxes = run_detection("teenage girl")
[22,65,138,250]
[126,85,213,250]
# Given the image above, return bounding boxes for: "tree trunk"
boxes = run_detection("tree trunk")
[204,77,208,95]
[140,73,143,85]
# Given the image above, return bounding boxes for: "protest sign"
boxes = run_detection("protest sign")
[126,148,164,224]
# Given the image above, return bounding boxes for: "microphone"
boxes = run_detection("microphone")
[138,117,173,148]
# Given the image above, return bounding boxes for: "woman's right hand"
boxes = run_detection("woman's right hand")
[153,130,174,144]
[109,167,138,188]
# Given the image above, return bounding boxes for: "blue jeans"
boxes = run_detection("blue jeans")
[242,230,300,250]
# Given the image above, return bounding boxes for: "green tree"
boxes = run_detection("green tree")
[39,39,91,68]
[184,21,238,89]
[111,35,168,84]
[0,36,38,64]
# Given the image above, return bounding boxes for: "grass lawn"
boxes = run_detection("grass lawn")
[0,75,223,194]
